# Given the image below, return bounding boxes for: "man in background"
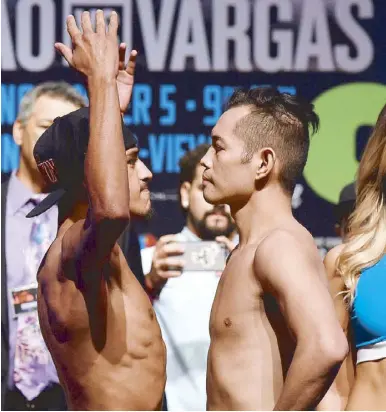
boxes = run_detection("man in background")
[1,82,86,410]
[142,143,238,411]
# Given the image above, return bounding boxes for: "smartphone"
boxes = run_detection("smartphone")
[180,241,228,272]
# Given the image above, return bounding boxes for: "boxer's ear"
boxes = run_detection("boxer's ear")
[255,147,276,181]
[180,182,191,210]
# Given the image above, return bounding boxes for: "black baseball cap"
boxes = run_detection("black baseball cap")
[335,182,356,223]
[26,107,137,218]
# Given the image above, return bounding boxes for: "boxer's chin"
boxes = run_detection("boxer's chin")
[203,186,225,206]
[130,196,152,218]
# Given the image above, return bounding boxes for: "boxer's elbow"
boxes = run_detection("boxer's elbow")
[93,198,130,223]
[94,208,130,223]
[87,177,130,222]
[315,330,349,370]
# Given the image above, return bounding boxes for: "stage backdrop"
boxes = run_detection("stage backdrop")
[2,0,386,254]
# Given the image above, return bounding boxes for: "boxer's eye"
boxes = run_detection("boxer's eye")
[211,135,225,153]
[214,144,223,153]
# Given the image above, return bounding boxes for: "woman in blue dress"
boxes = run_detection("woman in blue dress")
[318,104,386,411]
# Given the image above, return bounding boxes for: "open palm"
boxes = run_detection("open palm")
[117,43,137,113]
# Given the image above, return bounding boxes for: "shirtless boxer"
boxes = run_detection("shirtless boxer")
[26,11,166,410]
[201,88,348,410]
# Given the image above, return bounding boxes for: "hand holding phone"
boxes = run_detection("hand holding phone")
[146,234,185,293]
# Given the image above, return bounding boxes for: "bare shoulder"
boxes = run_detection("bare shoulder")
[324,244,345,279]
[37,237,63,284]
[253,226,325,291]
[37,225,90,332]
[38,220,80,281]
[323,244,346,295]
[254,227,318,268]
[60,219,87,263]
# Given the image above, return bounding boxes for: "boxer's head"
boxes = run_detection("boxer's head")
[200,87,319,207]
[26,107,152,220]
[179,144,236,240]
[124,146,153,217]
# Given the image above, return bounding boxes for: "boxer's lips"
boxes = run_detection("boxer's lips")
[140,185,150,195]
[140,184,149,191]
[202,174,213,185]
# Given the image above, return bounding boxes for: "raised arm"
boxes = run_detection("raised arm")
[316,245,355,411]
[255,231,349,411]
[55,11,131,273]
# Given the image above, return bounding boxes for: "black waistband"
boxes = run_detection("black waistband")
[4,383,67,411]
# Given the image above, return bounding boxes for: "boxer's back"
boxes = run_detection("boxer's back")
[37,222,166,411]
[207,225,324,410]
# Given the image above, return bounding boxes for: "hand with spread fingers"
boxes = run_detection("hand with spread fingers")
[55,9,119,81]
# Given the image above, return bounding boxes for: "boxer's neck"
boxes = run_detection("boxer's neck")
[232,184,292,247]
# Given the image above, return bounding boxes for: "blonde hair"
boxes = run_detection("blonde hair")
[337,104,386,305]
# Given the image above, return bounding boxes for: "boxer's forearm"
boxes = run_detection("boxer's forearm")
[274,344,343,411]
[86,76,130,221]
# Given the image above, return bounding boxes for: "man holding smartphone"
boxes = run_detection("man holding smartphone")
[141,144,238,411]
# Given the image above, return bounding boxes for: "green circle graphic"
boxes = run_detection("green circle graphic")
[304,82,386,204]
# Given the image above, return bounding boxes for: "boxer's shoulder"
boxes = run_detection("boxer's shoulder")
[254,228,299,261]
[253,226,321,284]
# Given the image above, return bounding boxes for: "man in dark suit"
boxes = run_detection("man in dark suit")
[1,82,86,410]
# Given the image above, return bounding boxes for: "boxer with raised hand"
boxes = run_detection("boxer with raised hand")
[28,10,166,410]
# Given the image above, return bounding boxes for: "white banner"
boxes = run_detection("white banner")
[2,0,375,72]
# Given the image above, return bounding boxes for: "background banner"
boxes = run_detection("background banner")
[2,0,386,253]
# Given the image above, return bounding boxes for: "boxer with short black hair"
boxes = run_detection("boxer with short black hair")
[29,10,166,411]
[201,87,348,410]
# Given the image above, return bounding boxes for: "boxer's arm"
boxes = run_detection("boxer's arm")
[316,246,355,411]
[61,12,130,275]
[255,231,349,411]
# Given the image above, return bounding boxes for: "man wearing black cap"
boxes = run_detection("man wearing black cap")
[28,10,166,411]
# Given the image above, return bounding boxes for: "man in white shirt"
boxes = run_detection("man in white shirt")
[142,144,238,411]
